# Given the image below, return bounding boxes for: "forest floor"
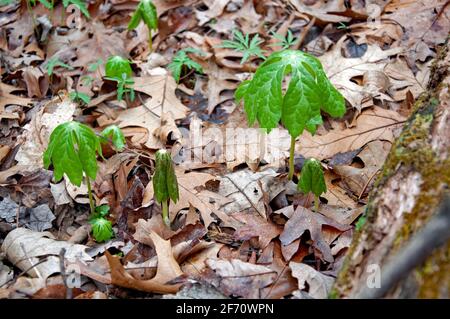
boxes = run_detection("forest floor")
[0,0,449,299]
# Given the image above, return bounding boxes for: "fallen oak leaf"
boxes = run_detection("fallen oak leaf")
[279,206,351,262]
[290,262,334,299]
[106,230,184,294]
[232,211,282,249]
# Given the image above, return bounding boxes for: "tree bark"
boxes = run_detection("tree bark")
[333,42,450,299]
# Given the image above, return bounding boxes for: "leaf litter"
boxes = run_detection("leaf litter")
[0,0,448,299]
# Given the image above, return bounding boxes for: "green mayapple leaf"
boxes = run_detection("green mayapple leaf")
[168,48,204,83]
[152,149,179,204]
[105,55,133,81]
[236,49,345,137]
[43,121,102,187]
[94,204,110,218]
[298,158,327,197]
[90,217,113,242]
[128,0,158,31]
[100,125,126,151]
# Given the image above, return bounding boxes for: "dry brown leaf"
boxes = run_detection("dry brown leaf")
[181,243,223,279]
[232,211,282,249]
[1,228,92,280]
[195,0,232,25]
[279,206,351,262]
[290,262,334,299]
[106,231,184,294]
[170,171,236,228]
[296,106,406,160]
[218,168,286,218]
[289,0,350,23]
[333,140,390,197]
[205,258,277,298]
[382,0,450,63]
[320,36,403,110]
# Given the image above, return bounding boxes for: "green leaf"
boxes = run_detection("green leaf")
[43,121,102,187]
[90,217,113,242]
[298,158,327,197]
[105,55,132,81]
[46,57,74,76]
[128,0,158,31]
[100,125,126,151]
[236,49,346,136]
[0,0,16,6]
[88,58,103,72]
[39,0,53,9]
[94,204,110,218]
[69,91,91,104]
[219,29,265,64]
[270,29,298,50]
[152,149,179,204]
[168,49,204,83]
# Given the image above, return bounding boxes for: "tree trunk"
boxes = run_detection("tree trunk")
[333,42,450,299]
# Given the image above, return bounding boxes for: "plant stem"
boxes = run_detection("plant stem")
[288,135,296,180]
[314,194,319,212]
[162,200,170,226]
[148,29,153,52]
[85,175,95,216]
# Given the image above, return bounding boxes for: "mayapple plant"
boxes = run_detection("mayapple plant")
[128,0,158,51]
[235,49,346,180]
[105,55,135,102]
[152,149,179,226]
[44,121,125,241]
[298,158,327,212]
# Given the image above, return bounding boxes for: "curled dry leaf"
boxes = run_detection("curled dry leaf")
[1,228,92,280]
[106,230,184,294]
[290,262,334,299]
[14,97,76,174]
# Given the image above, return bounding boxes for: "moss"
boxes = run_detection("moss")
[333,42,449,297]
[417,242,450,298]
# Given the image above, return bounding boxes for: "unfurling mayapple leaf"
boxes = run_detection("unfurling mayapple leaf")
[105,55,133,81]
[100,125,126,151]
[152,149,179,226]
[128,0,158,31]
[43,121,102,187]
[90,216,113,242]
[298,158,327,211]
[235,49,346,138]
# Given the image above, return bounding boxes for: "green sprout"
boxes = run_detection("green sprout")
[168,48,204,83]
[100,124,126,151]
[45,56,74,76]
[298,158,327,212]
[44,122,125,241]
[219,29,266,64]
[235,49,346,180]
[69,91,91,105]
[128,0,158,51]
[152,149,179,226]
[105,55,135,102]
[270,29,299,50]
[89,205,113,242]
